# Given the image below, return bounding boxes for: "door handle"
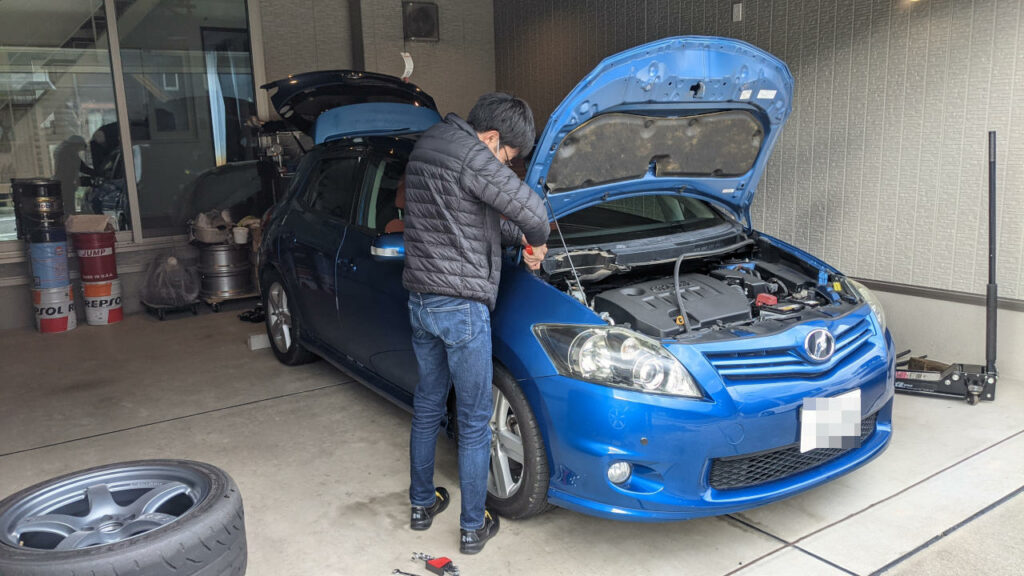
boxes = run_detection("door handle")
[337,257,356,272]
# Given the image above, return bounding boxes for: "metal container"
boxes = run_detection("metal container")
[29,241,70,289]
[13,179,64,240]
[72,231,118,281]
[32,285,77,334]
[198,244,252,298]
[82,279,124,326]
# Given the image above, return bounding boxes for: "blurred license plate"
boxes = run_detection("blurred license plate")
[800,388,862,453]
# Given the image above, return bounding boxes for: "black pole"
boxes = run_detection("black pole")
[986,131,998,374]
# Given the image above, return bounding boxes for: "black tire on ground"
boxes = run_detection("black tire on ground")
[0,460,246,576]
[262,269,316,366]
[486,365,553,519]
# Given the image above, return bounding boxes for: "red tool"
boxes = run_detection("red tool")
[425,557,452,575]
[525,245,534,255]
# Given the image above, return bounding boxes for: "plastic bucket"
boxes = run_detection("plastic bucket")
[72,232,117,281]
[32,285,77,334]
[29,241,69,289]
[82,279,123,326]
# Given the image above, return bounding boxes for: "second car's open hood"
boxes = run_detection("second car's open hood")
[526,37,793,226]
[261,70,437,135]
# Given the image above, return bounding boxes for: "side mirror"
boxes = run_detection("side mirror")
[370,232,405,261]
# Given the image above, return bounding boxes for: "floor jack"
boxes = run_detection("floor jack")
[894,132,1000,405]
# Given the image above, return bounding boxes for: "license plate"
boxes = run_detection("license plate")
[800,388,862,453]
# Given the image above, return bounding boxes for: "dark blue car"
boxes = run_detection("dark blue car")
[258,37,894,522]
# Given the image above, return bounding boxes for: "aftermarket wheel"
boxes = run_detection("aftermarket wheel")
[486,366,551,519]
[263,271,315,365]
[0,460,245,576]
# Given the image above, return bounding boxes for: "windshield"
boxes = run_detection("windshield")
[557,195,725,245]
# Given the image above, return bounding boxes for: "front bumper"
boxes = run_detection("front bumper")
[529,313,895,521]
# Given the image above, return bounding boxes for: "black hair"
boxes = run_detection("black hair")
[467,92,536,156]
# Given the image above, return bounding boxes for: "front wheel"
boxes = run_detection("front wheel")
[262,271,315,365]
[486,366,551,519]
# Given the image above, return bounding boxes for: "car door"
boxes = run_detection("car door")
[336,149,418,401]
[289,152,364,345]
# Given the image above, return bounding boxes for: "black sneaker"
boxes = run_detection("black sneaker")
[410,487,450,531]
[459,510,500,555]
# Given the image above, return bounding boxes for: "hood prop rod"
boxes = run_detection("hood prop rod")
[543,191,586,305]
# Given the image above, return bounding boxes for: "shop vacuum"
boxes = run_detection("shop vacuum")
[893,132,1000,405]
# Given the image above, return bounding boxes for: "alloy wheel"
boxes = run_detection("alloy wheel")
[0,464,208,551]
[267,282,293,353]
[488,386,526,499]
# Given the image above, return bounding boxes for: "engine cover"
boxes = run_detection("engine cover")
[594,274,752,338]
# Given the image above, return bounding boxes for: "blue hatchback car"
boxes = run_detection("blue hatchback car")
[259,37,894,522]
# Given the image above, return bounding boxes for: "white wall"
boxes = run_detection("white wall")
[875,289,1023,379]
[493,0,1024,300]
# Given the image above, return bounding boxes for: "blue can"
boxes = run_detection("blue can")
[29,241,70,289]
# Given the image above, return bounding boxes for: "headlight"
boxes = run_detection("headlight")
[849,279,886,333]
[533,324,702,398]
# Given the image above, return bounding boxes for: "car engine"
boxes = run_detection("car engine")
[545,236,860,340]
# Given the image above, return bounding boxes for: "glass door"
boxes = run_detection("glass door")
[0,0,128,241]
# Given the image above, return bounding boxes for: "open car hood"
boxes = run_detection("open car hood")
[526,37,793,225]
[261,70,437,135]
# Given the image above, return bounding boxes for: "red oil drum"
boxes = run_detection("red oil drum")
[72,232,118,281]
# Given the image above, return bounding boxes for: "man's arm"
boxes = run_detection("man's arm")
[460,149,550,248]
[500,219,524,248]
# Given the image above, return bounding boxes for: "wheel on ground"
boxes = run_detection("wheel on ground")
[262,270,316,365]
[157,309,165,321]
[212,303,221,313]
[486,366,551,519]
[0,460,246,576]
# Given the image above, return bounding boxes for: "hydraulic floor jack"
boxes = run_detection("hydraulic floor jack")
[893,132,1000,405]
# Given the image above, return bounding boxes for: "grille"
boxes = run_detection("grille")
[709,413,878,490]
[704,316,874,381]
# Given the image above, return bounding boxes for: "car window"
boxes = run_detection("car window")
[306,156,364,220]
[558,195,724,244]
[357,157,407,233]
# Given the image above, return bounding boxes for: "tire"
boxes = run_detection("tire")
[262,270,315,365]
[0,460,246,576]
[486,366,552,519]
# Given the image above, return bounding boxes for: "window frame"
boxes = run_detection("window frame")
[0,0,265,255]
[302,153,367,225]
[351,151,408,235]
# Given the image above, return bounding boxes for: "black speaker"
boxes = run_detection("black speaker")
[403,2,439,42]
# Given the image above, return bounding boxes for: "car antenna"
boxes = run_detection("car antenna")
[542,191,586,305]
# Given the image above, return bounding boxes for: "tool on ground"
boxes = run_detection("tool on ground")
[893,131,1000,405]
[393,570,422,576]
[412,552,460,576]
[425,557,452,575]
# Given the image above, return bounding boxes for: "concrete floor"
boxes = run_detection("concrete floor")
[1,307,1021,575]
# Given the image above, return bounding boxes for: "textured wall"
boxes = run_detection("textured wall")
[259,0,354,82]
[260,0,495,117]
[494,0,1024,299]
[361,0,496,116]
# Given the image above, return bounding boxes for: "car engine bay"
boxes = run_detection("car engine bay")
[539,233,864,343]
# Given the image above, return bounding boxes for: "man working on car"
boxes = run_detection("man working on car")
[402,93,550,554]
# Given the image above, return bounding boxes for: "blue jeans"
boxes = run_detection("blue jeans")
[408,292,493,531]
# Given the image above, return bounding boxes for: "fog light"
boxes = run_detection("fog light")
[607,461,633,485]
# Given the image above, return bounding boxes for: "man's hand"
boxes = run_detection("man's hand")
[523,242,548,270]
